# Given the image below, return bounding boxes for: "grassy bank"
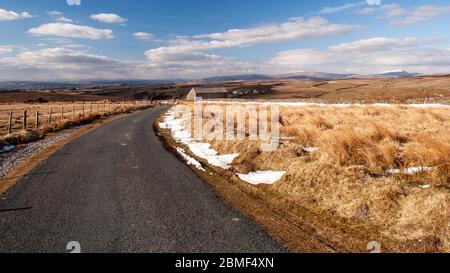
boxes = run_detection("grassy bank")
[158,101,450,252]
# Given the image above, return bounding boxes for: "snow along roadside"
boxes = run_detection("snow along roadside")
[237,171,286,185]
[159,110,239,169]
[158,109,285,185]
[176,147,205,171]
[201,100,450,109]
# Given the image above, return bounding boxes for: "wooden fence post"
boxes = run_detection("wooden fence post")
[90,104,93,113]
[35,110,39,130]
[48,108,53,125]
[61,106,64,121]
[82,105,85,116]
[23,110,27,129]
[8,112,13,134]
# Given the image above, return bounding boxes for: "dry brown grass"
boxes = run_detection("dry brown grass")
[270,76,450,101]
[179,101,450,252]
[0,101,147,135]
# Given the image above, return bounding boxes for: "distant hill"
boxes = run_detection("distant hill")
[201,72,355,83]
[0,81,81,90]
[273,72,355,81]
[0,79,179,90]
[378,70,419,78]
[352,70,420,79]
[0,70,425,90]
[201,74,273,83]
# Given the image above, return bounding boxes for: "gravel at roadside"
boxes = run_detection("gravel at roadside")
[0,128,78,179]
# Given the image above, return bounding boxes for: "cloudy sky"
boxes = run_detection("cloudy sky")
[1,0,450,80]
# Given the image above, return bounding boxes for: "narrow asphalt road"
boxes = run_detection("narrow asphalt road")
[0,107,284,253]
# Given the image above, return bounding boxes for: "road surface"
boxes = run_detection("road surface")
[0,107,284,253]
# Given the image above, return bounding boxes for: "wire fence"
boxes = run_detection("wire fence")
[0,101,153,136]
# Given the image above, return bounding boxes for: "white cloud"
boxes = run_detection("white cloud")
[90,13,127,24]
[143,16,359,78]
[366,0,381,6]
[56,16,73,23]
[63,44,91,49]
[147,47,228,65]
[192,17,360,47]
[145,46,255,79]
[390,5,450,26]
[318,2,366,14]
[0,48,130,80]
[380,4,407,18]
[48,11,73,23]
[328,37,419,52]
[67,0,81,6]
[134,32,153,41]
[0,45,26,54]
[48,11,62,17]
[268,37,450,74]
[317,1,381,14]
[0,8,33,21]
[0,46,12,54]
[0,46,254,81]
[3,36,450,81]
[29,23,114,39]
[358,7,378,14]
[362,4,450,25]
[12,48,114,67]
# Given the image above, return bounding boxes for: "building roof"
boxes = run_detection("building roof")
[191,87,228,94]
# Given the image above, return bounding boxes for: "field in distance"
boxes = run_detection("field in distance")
[2,75,450,104]
[261,75,450,102]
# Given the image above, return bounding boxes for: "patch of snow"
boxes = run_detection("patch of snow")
[381,69,406,74]
[407,104,450,109]
[186,142,239,169]
[202,101,450,109]
[387,167,434,175]
[419,185,431,189]
[159,110,239,169]
[301,147,319,153]
[176,147,205,171]
[237,171,286,185]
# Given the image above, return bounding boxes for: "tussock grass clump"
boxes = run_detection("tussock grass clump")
[392,189,450,251]
[316,124,403,173]
[402,138,450,185]
[1,129,40,146]
[281,126,318,147]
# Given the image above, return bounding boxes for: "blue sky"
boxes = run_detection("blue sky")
[1,0,450,80]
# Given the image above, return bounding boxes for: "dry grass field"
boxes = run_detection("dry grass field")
[267,76,450,101]
[175,101,450,252]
